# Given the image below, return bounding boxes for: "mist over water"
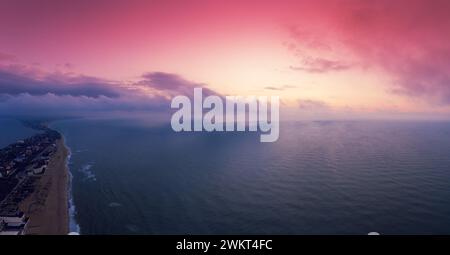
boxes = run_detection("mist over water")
[47,119,450,234]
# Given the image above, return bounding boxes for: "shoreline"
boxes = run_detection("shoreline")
[64,135,81,234]
[18,136,70,235]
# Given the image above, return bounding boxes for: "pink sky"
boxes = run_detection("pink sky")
[0,0,449,119]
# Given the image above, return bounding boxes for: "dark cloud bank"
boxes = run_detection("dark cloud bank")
[0,66,217,118]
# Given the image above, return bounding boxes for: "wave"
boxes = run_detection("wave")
[108,202,123,208]
[79,163,97,182]
[63,137,81,234]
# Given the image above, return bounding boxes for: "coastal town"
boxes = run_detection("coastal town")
[0,121,64,235]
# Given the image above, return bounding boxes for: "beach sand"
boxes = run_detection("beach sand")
[19,138,69,235]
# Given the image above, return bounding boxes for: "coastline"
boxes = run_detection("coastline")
[65,136,81,234]
[18,136,70,235]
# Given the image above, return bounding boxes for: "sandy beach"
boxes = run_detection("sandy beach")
[19,138,69,235]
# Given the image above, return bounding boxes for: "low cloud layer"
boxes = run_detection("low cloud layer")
[0,66,120,98]
[0,66,216,117]
[136,72,218,97]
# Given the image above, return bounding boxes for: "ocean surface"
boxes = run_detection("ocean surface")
[0,118,40,148]
[5,118,450,234]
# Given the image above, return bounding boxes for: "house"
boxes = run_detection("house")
[0,228,21,235]
[0,211,26,224]
[0,212,29,235]
[14,156,25,163]
[33,165,46,175]
[0,220,21,235]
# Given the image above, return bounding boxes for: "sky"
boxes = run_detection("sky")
[0,0,449,120]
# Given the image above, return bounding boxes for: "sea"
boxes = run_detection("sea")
[0,118,40,148]
[3,117,450,234]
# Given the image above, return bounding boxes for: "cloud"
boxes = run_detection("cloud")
[0,92,169,116]
[286,0,450,104]
[0,66,120,98]
[290,57,353,73]
[0,66,218,118]
[334,0,450,104]
[286,26,331,52]
[0,52,16,62]
[286,25,355,73]
[264,85,297,91]
[298,99,329,111]
[136,72,219,97]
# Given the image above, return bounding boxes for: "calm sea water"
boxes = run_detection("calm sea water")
[32,119,450,234]
[0,118,40,147]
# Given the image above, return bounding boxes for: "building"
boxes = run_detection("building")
[33,164,46,175]
[0,211,29,235]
